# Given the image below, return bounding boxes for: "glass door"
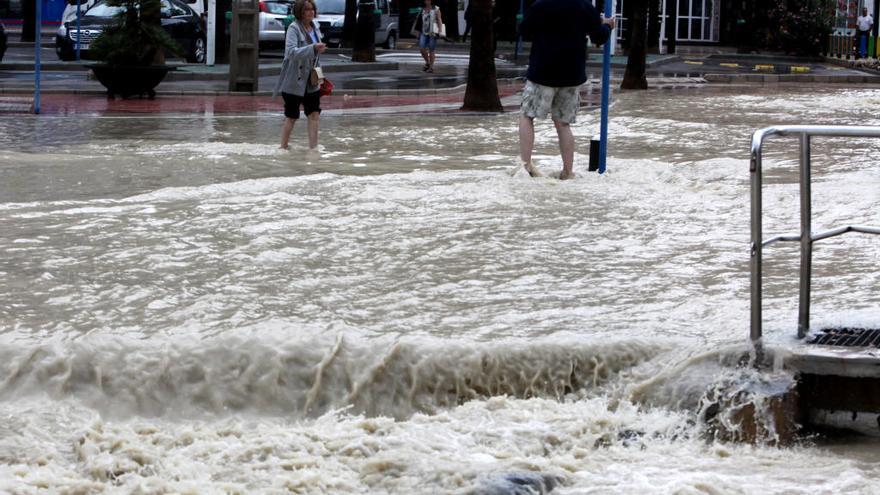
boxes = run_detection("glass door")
[676,0,714,41]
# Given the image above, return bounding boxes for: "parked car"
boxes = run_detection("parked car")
[315,0,397,49]
[55,0,206,63]
[0,22,7,63]
[259,0,293,46]
[183,0,206,18]
[60,0,99,25]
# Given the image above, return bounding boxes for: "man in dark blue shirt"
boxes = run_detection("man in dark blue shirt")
[518,0,615,179]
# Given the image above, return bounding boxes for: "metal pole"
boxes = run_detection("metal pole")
[749,138,762,342]
[75,0,81,61]
[207,0,217,65]
[798,133,812,338]
[598,0,613,174]
[34,0,42,114]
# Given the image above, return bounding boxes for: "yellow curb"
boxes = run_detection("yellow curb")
[684,60,704,65]
[755,64,775,71]
[719,63,739,68]
[791,66,811,73]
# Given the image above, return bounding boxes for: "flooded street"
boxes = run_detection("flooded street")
[1,87,879,493]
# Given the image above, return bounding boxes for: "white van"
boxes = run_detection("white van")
[315,0,398,49]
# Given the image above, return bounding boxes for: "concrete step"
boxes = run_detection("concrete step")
[0,96,34,113]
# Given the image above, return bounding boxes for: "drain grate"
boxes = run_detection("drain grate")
[808,328,880,348]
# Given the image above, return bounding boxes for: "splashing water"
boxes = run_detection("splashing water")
[1,87,880,493]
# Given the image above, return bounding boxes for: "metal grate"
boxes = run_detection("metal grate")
[808,328,880,348]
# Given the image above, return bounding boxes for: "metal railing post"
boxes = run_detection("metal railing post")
[750,139,763,343]
[798,133,812,338]
[749,125,880,343]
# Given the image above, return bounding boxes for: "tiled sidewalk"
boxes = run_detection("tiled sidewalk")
[8,82,526,115]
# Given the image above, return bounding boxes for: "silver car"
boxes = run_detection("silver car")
[315,0,398,49]
[260,0,293,45]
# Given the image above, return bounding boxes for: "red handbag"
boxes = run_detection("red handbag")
[320,78,334,97]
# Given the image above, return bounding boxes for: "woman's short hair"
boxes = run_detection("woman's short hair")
[293,0,317,20]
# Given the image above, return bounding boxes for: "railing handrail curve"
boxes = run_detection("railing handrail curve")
[750,125,880,344]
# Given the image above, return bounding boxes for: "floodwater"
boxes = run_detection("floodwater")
[1,87,879,494]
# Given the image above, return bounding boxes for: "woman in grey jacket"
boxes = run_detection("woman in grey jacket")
[275,0,326,150]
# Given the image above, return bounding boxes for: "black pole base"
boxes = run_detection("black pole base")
[588,137,600,172]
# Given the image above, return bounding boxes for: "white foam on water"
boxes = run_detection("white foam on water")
[0,334,666,419]
[1,386,878,494]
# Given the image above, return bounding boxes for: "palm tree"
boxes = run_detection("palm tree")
[462,0,502,111]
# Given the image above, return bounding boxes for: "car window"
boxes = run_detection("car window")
[314,0,344,15]
[84,2,124,17]
[375,0,386,13]
[264,2,290,15]
[172,0,197,16]
[160,0,187,17]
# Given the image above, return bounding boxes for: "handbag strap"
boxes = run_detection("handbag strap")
[301,21,320,66]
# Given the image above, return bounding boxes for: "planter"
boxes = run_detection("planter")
[87,64,176,99]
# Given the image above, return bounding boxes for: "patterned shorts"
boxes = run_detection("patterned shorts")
[520,80,580,124]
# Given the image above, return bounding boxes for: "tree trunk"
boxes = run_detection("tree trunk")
[666,0,677,54]
[647,0,660,51]
[462,0,502,111]
[21,0,36,42]
[621,0,634,51]
[621,0,648,89]
[351,0,376,62]
[343,0,357,47]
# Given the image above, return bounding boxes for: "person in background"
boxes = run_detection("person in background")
[413,0,444,73]
[518,0,615,180]
[857,7,873,59]
[274,0,326,150]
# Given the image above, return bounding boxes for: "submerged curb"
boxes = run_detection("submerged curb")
[704,73,880,84]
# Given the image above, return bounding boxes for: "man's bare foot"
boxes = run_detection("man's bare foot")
[522,160,542,177]
[280,145,289,150]
[559,170,576,180]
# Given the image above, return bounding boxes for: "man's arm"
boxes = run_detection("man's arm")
[587,10,615,46]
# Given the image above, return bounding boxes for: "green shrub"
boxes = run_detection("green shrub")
[768,0,834,56]
[90,0,181,66]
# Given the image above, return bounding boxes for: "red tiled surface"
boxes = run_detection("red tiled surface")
[34,85,525,115]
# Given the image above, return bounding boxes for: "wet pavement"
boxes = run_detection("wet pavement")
[2,36,878,103]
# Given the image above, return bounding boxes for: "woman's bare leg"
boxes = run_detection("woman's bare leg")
[307,113,320,149]
[280,117,296,149]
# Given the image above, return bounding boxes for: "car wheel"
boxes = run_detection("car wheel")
[384,31,396,50]
[187,37,206,63]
